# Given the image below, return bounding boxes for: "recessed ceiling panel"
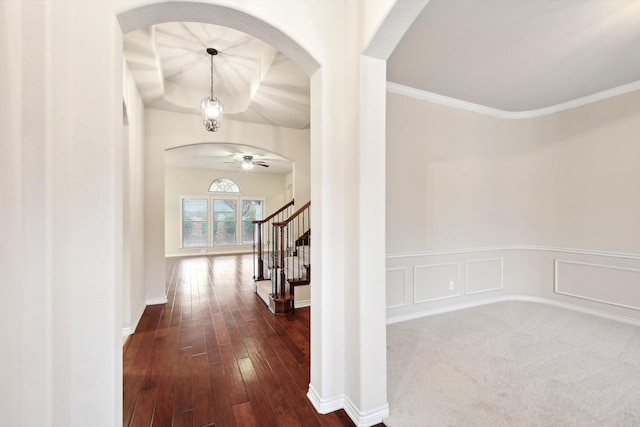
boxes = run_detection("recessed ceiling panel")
[124,22,310,129]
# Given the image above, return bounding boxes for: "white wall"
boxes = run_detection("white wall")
[1,1,124,425]
[122,61,147,337]
[386,89,640,322]
[164,167,287,256]
[0,1,398,425]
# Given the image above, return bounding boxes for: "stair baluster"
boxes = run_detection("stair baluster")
[252,199,294,281]
[269,201,310,314]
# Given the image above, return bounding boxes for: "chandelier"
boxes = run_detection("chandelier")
[201,48,224,132]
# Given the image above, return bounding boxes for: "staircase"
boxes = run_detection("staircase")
[253,200,311,315]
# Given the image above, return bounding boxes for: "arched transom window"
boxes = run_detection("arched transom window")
[209,178,240,193]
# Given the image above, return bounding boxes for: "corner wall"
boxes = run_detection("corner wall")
[122,61,147,336]
[386,90,640,322]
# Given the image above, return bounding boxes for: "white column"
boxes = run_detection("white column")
[307,64,348,413]
[354,55,389,422]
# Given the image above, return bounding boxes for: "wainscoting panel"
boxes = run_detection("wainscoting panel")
[386,247,640,323]
[465,258,504,295]
[555,260,640,310]
[386,267,407,309]
[414,262,461,303]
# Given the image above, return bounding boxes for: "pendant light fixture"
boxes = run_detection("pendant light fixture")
[201,48,224,132]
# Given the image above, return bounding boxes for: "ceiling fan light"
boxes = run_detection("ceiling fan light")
[241,161,254,170]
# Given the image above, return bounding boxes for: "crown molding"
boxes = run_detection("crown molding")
[387,80,640,119]
[386,245,640,260]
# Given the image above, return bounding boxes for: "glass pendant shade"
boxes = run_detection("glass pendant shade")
[201,96,224,132]
[202,47,224,132]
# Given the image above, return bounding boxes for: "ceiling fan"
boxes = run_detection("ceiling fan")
[226,155,269,170]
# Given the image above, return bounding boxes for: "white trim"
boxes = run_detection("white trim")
[554,259,640,311]
[180,194,265,249]
[386,245,640,260]
[387,80,640,119]
[386,295,640,327]
[294,299,310,309]
[343,395,389,427]
[122,301,147,337]
[307,385,344,414]
[165,248,253,258]
[145,296,168,305]
[555,259,640,274]
[413,262,461,304]
[464,257,504,296]
[385,267,407,309]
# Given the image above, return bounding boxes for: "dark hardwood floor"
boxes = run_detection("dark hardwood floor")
[123,254,385,427]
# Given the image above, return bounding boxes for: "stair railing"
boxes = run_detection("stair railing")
[252,199,295,280]
[272,201,311,303]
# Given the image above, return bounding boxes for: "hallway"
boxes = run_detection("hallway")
[123,254,377,427]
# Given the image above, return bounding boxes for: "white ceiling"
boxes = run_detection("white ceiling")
[124,22,310,130]
[165,143,293,174]
[388,0,640,113]
[123,1,640,155]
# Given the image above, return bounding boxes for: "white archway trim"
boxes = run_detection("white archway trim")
[364,0,430,60]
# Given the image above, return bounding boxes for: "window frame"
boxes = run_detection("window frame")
[180,194,265,249]
[180,196,209,248]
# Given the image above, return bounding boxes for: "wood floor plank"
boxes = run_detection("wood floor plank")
[129,387,157,427]
[192,353,215,427]
[232,402,259,427]
[151,364,176,427]
[219,344,249,406]
[123,254,385,427]
[264,354,322,427]
[237,357,279,426]
[172,409,193,427]
[211,311,231,346]
[162,326,181,367]
[173,349,194,414]
[141,335,168,390]
[204,322,222,364]
[243,337,280,395]
[209,362,236,427]
[123,369,144,427]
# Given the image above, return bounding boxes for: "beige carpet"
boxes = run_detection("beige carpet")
[385,301,640,426]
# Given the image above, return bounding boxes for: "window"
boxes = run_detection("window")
[212,199,237,246]
[242,200,263,244]
[182,199,208,247]
[181,194,264,248]
[209,178,239,193]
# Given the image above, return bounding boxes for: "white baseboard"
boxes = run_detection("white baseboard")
[387,295,640,327]
[122,301,147,337]
[166,248,253,258]
[295,299,311,309]
[145,296,168,305]
[344,395,389,427]
[307,385,389,427]
[307,385,343,414]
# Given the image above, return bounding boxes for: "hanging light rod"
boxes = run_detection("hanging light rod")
[201,47,224,132]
